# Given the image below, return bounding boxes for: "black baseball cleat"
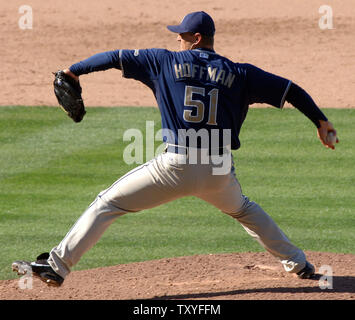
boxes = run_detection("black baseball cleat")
[297,261,315,279]
[12,252,64,287]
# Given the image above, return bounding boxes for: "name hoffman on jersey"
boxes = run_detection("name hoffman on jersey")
[174,63,236,88]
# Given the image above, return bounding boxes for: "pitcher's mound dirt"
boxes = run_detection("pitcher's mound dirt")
[1,251,354,300]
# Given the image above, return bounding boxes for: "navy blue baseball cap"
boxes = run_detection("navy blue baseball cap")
[167,11,215,36]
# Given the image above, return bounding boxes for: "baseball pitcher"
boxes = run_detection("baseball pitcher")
[12,11,338,286]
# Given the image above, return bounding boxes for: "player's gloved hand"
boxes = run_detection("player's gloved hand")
[317,120,339,150]
[53,69,86,122]
[63,69,80,82]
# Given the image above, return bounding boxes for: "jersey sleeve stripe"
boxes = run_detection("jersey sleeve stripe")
[280,80,292,109]
[119,49,125,77]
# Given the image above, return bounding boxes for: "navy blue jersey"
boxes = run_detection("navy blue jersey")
[119,48,291,149]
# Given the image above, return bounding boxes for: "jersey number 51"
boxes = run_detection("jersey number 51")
[183,85,219,125]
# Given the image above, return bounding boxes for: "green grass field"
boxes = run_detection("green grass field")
[0,106,354,280]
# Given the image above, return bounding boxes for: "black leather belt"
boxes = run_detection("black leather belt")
[166,145,228,156]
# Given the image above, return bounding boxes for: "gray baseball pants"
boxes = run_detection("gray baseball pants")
[48,147,306,279]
